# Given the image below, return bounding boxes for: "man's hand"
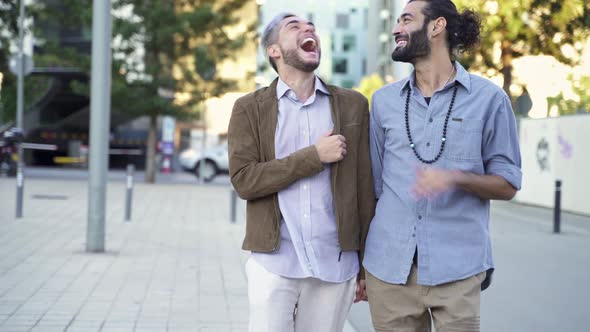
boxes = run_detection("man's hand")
[412,167,461,199]
[315,130,347,163]
[354,279,368,303]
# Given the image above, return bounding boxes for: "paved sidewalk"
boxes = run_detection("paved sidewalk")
[3,175,590,332]
[0,177,250,332]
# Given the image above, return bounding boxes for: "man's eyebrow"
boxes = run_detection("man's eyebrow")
[397,13,414,23]
[284,19,315,27]
[285,19,300,27]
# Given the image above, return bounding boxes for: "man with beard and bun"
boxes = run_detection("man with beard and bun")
[228,12,375,332]
[364,1,521,331]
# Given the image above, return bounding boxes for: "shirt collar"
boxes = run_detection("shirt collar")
[276,76,330,100]
[399,61,472,96]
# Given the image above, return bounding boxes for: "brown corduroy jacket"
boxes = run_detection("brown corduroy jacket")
[228,78,376,277]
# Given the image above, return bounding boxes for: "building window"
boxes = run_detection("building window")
[342,35,356,52]
[333,58,348,74]
[331,34,335,52]
[336,14,349,29]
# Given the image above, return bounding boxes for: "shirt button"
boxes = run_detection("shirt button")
[429,118,433,123]
[426,142,430,147]
[412,234,416,237]
[418,215,422,220]
[304,214,309,218]
[303,185,308,190]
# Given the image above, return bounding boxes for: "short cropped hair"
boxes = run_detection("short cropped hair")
[261,12,296,72]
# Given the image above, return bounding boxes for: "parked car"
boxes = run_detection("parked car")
[179,144,229,182]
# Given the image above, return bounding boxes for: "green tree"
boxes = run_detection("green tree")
[354,74,384,109]
[111,0,253,182]
[0,0,90,126]
[547,74,590,115]
[454,0,590,101]
[0,0,22,124]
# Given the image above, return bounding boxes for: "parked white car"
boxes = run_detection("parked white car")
[179,144,229,182]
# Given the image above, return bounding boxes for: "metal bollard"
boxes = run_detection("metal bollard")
[230,189,237,223]
[553,179,562,234]
[125,164,135,221]
[16,162,24,218]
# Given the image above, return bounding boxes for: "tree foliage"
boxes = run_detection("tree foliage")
[111,0,254,182]
[547,74,590,115]
[454,0,590,101]
[354,74,384,109]
[0,0,90,124]
[1,0,254,182]
[111,0,252,119]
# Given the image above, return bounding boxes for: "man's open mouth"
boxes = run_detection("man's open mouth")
[300,37,318,53]
[395,36,408,48]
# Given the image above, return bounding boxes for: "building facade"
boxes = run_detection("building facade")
[367,0,412,82]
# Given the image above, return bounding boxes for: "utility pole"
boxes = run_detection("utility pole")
[86,0,112,252]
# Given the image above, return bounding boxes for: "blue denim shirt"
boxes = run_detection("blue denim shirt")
[363,62,522,286]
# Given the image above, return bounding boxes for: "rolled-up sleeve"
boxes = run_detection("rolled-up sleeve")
[482,92,522,190]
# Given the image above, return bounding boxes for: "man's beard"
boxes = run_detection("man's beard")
[391,23,431,63]
[281,46,320,73]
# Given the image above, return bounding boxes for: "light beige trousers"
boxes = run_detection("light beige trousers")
[246,257,356,332]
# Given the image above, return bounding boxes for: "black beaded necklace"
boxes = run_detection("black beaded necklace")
[404,82,458,164]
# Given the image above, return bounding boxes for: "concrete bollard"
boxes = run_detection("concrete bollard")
[553,180,562,234]
[230,188,237,223]
[16,162,24,218]
[125,164,134,221]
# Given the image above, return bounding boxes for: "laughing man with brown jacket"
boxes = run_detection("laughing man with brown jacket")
[227,12,375,332]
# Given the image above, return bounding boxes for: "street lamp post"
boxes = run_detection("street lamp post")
[86,0,112,252]
[15,0,25,218]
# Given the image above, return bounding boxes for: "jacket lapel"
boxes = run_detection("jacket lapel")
[325,82,340,192]
[324,80,341,135]
[258,79,279,161]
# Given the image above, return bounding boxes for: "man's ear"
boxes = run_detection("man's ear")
[430,17,447,38]
[267,45,281,61]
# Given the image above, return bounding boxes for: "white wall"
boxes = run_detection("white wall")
[516,115,590,215]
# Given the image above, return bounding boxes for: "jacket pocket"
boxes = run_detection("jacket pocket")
[341,123,361,142]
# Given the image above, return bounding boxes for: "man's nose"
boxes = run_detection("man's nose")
[392,23,402,36]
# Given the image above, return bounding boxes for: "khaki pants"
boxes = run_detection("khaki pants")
[366,264,485,332]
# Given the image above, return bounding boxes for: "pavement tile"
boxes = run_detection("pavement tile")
[0,178,363,332]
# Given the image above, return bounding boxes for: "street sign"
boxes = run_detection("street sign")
[9,55,33,76]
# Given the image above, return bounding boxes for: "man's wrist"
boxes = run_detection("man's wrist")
[451,169,468,188]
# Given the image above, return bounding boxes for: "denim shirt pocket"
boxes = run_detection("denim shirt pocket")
[444,119,483,163]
